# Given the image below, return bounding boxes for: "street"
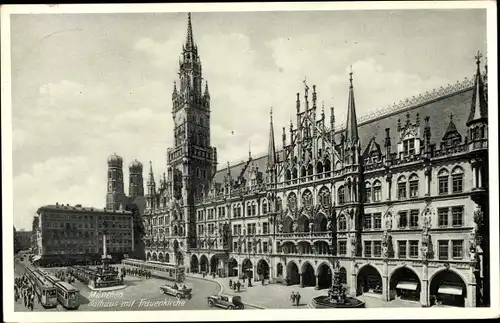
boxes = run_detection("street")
[14,258,240,312]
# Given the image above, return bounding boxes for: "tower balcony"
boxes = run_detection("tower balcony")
[275,231,331,242]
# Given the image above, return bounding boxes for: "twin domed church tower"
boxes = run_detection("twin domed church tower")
[106,153,145,211]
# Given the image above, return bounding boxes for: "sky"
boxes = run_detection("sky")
[9,9,487,230]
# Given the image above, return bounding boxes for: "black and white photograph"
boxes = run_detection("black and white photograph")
[2,2,498,322]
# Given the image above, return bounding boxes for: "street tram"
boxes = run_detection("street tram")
[121,258,185,282]
[24,266,58,308]
[41,272,81,309]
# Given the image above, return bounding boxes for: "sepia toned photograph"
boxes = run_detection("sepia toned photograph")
[2,2,498,322]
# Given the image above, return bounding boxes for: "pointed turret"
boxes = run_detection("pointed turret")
[204,81,210,98]
[147,161,155,188]
[345,66,359,144]
[267,107,277,169]
[467,51,488,126]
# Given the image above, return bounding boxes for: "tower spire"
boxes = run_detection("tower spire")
[267,107,277,168]
[186,12,194,49]
[345,66,359,143]
[467,50,487,126]
[147,161,155,185]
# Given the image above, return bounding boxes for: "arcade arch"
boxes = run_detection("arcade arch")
[357,265,382,296]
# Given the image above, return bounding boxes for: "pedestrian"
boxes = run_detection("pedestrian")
[229,279,233,289]
[296,292,301,307]
[262,278,265,286]
[290,292,296,306]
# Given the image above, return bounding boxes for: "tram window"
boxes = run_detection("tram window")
[42,290,46,296]
[69,292,76,299]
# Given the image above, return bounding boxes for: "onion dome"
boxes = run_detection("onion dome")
[107,153,123,168]
[129,159,143,171]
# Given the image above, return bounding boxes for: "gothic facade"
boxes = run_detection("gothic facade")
[142,13,489,308]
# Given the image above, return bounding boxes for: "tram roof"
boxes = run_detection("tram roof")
[56,281,79,292]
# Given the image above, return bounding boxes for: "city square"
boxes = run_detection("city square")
[8,5,492,316]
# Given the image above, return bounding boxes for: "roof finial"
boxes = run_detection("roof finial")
[450,113,453,121]
[303,77,309,97]
[270,107,273,123]
[349,65,353,86]
[249,141,251,159]
[475,50,482,67]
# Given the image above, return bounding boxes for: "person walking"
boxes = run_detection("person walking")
[229,279,233,289]
[237,281,241,292]
[290,292,296,306]
[296,292,301,307]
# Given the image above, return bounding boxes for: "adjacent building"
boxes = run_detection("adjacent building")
[141,14,489,307]
[33,203,135,265]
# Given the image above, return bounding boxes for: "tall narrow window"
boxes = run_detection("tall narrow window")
[397,176,407,200]
[438,168,449,195]
[373,241,382,257]
[452,167,464,193]
[338,215,347,231]
[364,241,372,257]
[438,240,449,260]
[409,174,419,198]
[410,210,419,228]
[373,213,382,230]
[452,240,463,259]
[338,241,347,256]
[365,182,372,203]
[373,181,382,202]
[338,186,345,205]
[398,211,408,228]
[452,206,464,227]
[398,241,407,258]
[363,214,372,230]
[438,208,449,227]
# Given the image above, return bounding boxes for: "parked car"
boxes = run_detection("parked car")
[207,294,244,310]
[160,283,192,299]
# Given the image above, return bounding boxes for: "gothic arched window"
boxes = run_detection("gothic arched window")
[365,182,372,203]
[438,168,449,195]
[373,180,382,202]
[287,193,297,211]
[409,173,419,198]
[397,175,407,200]
[302,189,313,210]
[337,186,345,205]
[318,186,331,208]
[338,215,347,231]
[451,166,464,193]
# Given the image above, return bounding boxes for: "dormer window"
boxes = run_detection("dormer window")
[403,138,415,155]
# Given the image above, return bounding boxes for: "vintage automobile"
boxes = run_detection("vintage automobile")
[160,283,192,300]
[207,294,244,310]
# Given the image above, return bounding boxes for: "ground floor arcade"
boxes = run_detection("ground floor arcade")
[185,252,478,307]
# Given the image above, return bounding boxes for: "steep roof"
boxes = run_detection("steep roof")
[212,78,476,182]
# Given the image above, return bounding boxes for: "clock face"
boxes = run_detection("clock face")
[175,110,186,126]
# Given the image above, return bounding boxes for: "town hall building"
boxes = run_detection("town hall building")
[141,13,489,307]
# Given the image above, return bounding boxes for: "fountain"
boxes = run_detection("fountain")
[68,221,124,290]
[311,262,365,308]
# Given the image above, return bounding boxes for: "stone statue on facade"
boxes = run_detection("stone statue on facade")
[384,212,392,231]
[292,221,298,232]
[382,230,389,258]
[309,222,314,233]
[350,233,357,255]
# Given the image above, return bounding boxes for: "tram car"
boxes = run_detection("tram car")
[121,258,185,282]
[24,266,58,308]
[42,272,81,310]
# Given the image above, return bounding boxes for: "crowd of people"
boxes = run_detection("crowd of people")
[14,275,36,311]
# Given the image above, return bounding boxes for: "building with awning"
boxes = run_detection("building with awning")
[438,285,464,296]
[396,281,419,291]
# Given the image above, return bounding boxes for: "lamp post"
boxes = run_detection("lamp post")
[101,220,111,272]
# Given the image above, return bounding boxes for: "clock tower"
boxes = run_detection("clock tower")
[167,13,217,251]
